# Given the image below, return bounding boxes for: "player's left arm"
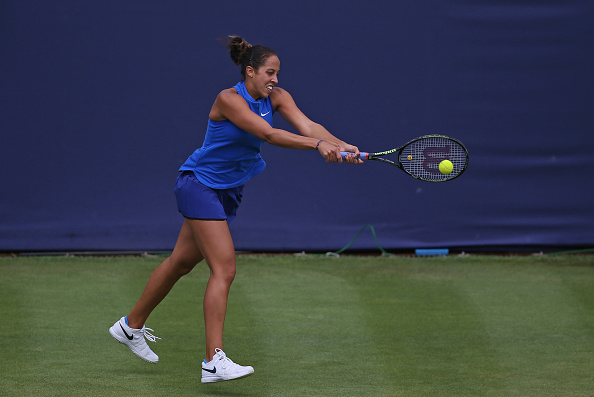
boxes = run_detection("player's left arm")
[271,87,361,160]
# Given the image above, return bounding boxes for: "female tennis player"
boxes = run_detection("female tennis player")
[109,35,361,383]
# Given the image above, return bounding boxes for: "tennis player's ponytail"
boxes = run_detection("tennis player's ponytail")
[226,35,277,80]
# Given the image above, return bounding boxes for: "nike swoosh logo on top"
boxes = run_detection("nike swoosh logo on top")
[120,324,134,340]
[260,111,271,117]
[203,367,217,374]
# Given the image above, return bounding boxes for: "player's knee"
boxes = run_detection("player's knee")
[177,263,196,276]
[167,256,197,277]
[212,261,236,284]
[222,265,236,284]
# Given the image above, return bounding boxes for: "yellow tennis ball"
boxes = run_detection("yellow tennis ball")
[407,155,412,160]
[439,159,453,174]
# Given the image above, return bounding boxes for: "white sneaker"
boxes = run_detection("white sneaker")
[109,316,160,363]
[201,348,254,383]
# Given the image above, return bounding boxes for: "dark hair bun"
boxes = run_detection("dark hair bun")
[227,36,252,66]
[224,35,277,79]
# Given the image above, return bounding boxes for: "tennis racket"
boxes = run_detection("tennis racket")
[341,134,469,182]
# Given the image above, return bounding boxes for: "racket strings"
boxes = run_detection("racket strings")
[400,137,467,181]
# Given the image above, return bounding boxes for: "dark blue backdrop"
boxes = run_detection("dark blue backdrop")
[2,1,593,252]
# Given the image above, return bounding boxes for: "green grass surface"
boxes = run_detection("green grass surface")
[1,254,593,396]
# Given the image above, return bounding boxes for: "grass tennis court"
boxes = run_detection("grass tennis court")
[1,254,593,396]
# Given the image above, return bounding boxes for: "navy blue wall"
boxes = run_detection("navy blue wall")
[2,1,593,252]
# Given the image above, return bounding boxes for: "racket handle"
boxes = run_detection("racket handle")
[340,151,369,160]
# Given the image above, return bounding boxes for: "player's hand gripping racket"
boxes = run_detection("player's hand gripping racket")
[341,134,469,182]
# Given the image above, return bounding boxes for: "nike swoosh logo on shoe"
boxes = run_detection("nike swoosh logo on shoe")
[120,324,134,340]
[203,367,217,374]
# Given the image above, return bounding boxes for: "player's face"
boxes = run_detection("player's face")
[247,55,280,100]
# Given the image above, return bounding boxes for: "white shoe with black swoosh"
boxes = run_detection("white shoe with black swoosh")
[109,316,160,363]
[201,348,254,383]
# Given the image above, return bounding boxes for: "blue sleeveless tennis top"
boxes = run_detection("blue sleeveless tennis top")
[179,81,272,189]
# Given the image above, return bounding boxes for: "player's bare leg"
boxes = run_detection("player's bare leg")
[185,218,236,360]
[110,220,203,363]
[127,220,204,328]
[186,218,254,382]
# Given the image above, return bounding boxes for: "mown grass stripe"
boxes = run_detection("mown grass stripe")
[0,255,592,396]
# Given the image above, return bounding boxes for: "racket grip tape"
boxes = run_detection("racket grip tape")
[340,151,369,160]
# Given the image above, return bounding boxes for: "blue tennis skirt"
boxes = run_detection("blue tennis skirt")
[174,171,244,222]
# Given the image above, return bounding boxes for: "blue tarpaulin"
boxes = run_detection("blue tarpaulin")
[1,1,593,252]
